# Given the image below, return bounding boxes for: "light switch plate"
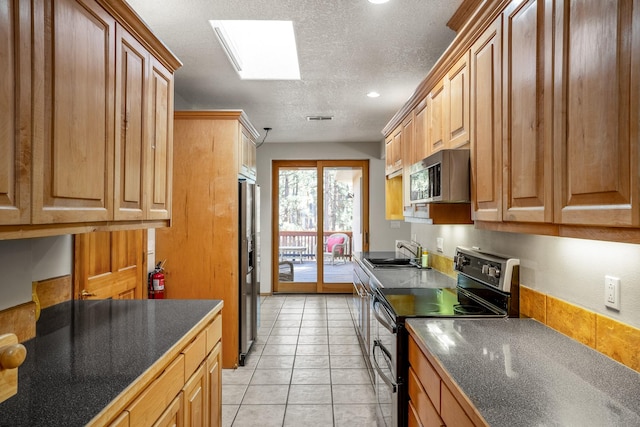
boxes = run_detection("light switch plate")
[436,237,444,252]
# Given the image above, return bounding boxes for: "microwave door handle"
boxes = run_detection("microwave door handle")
[372,340,397,392]
[373,298,397,334]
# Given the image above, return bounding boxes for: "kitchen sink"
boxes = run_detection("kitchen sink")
[363,257,417,269]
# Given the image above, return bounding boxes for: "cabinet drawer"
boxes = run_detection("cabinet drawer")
[408,367,443,427]
[441,383,474,427]
[206,314,222,354]
[183,330,207,380]
[127,354,185,426]
[409,335,441,409]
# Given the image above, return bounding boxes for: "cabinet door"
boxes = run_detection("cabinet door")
[470,16,503,222]
[0,0,30,225]
[392,125,403,173]
[183,364,207,427]
[207,342,222,427]
[447,52,470,149]
[402,114,415,166]
[114,27,148,221]
[239,128,256,179]
[153,393,183,427]
[414,99,430,161]
[73,230,145,300]
[502,0,552,223]
[385,135,394,174]
[32,0,115,223]
[553,0,639,226]
[429,79,447,153]
[146,57,174,220]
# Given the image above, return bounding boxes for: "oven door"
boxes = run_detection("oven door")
[372,295,398,427]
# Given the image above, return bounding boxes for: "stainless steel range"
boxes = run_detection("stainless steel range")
[371,246,520,427]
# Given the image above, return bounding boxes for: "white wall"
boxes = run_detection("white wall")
[411,223,640,328]
[0,235,73,311]
[256,141,411,293]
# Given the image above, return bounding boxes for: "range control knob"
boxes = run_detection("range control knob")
[488,267,500,278]
[454,255,469,270]
[482,264,490,274]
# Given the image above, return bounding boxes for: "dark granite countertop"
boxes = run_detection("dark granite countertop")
[406,318,640,427]
[354,251,456,290]
[0,299,222,426]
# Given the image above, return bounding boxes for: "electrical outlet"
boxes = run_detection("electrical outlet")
[604,276,621,310]
[436,237,444,252]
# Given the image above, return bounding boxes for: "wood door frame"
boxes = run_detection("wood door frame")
[271,160,369,293]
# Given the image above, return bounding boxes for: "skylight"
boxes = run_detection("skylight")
[209,20,301,80]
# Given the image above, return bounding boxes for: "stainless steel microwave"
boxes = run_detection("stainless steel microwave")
[409,149,470,203]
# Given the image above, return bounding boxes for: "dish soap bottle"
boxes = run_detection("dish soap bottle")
[421,250,429,268]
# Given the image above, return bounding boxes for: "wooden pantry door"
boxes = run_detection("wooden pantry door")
[74,229,147,300]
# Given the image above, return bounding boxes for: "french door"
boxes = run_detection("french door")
[272,160,369,293]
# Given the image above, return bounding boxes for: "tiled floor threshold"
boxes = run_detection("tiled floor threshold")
[222,294,377,426]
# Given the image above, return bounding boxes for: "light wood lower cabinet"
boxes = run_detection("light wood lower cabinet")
[100,312,222,427]
[408,333,484,427]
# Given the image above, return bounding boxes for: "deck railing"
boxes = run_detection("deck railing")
[279,231,352,260]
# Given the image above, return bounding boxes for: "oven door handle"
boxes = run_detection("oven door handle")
[372,340,397,393]
[372,297,397,334]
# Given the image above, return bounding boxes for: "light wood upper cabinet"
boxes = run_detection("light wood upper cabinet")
[239,127,257,180]
[447,51,471,149]
[32,0,115,224]
[502,0,552,223]
[402,113,415,167]
[553,0,639,227]
[114,27,148,221]
[385,125,403,176]
[0,0,29,225]
[413,99,430,162]
[470,16,503,222]
[428,79,447,153]
[146,57,174,220]
[0,0,180,238]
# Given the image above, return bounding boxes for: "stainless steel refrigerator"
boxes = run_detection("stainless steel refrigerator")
[239,179,258,365]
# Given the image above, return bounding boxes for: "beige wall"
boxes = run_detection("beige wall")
[0,236,73,311]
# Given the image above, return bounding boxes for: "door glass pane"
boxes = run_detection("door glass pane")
[323,167,361,283]
[278,167,317,284]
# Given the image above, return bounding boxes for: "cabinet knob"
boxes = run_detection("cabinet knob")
[0,334,27,370]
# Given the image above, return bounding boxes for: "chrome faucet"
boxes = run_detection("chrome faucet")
[396,241,421,259]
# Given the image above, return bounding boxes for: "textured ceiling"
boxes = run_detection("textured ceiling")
[126,0,462,144]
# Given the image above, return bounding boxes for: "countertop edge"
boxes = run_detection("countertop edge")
[87,301,223,426]
[405,320,491,427]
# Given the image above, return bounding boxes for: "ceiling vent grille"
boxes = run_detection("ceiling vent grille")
[306,116,334,121]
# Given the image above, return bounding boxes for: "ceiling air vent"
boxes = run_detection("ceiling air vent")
[306,116,334,121]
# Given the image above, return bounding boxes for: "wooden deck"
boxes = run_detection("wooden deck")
[287,260,354,283]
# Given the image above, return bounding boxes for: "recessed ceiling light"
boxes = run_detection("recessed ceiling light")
[368,0,390,4]
[210,20,301,80]
[367,91,381,98]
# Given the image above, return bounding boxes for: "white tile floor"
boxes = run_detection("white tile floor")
[222,294,377,427]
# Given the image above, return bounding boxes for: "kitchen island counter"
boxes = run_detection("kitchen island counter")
[406,317,640,426]
[0,299,223,426]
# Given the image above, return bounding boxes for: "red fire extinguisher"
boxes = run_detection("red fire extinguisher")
[148,261,166,299]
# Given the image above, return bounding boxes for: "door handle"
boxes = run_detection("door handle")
[81,289,96,299]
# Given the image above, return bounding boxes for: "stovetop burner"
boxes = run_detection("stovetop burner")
[453,304,487,315]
